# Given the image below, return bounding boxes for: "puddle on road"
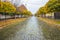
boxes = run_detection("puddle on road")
[3,16,45,40]
[0,16,60,40]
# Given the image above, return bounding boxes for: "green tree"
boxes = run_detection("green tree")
[0,1,16,19]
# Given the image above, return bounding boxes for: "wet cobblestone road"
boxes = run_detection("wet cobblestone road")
[0,16,60,40]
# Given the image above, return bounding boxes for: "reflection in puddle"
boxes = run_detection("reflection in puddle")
[6,16,45,40]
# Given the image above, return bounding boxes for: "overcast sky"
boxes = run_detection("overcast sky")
[10,0,49,14]
[22,0,49,14]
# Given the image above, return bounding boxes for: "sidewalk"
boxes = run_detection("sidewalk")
[38,17,60,28]
[0,18,27,29]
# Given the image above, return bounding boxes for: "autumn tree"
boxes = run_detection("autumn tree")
[0,1,16,19]
[45,0,60,18]
[35,0,60,19]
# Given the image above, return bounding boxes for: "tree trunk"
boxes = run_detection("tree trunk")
[21,14,22,18]
[4,11,7,20]
[15,15,16,19]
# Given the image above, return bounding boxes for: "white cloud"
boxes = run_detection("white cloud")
[22,0,49,14]
[13,0,48,14]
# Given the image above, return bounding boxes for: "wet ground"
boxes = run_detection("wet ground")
[0,16,60,40]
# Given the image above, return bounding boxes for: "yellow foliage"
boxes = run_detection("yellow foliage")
[0,1,16,13]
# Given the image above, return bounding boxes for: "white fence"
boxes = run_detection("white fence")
[0,15,12,19]
[0,15,27,20]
